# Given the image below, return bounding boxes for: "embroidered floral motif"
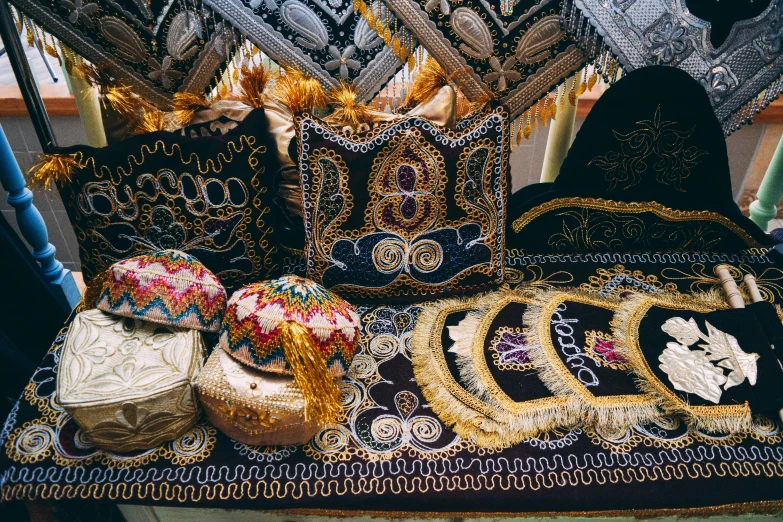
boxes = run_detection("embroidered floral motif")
[659,317,759,403]
[588,106,708,191]
[489,327,534,371]
[60,0,98,26]
[147,56,182,89]
[484,56,521,91]
[644,16,693,66]
[325,45,362,79]
[583,330,627,369]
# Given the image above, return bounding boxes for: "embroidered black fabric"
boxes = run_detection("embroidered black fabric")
[55,108,283,293]
[3,251,783,512]
[634,304,783,415]
[508,66,773,254]
[9,0,234,107]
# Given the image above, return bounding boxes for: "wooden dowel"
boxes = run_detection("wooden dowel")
[744,274,764,303]
[714,264,745,308]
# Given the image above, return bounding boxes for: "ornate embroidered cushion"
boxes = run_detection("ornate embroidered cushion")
[56,309,205,451]
[195,348,321,445]
[299,107,510,300]
[97,250,227,332]
[9,0,234,107]
[202,0,403,101]
[613,293,783,433]
[362,0,585,118]
[54,108,282,294]
[220,276,359,376]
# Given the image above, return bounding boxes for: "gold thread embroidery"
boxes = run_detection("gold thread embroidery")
[583,330,628,370]
[588,105,708,191]
[511,198,762,250]
[611,292,752,434]
[489,327,535,372]
[411,290,578,448]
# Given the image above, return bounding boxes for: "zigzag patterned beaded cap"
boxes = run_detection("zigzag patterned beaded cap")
[97,250,227,332]
[219,275,360,376]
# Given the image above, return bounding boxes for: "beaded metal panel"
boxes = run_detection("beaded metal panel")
[8,0,236,107]
[566,0,783,133]
[202,0,404,100]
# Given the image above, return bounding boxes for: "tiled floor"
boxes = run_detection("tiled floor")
[0,23,61,86]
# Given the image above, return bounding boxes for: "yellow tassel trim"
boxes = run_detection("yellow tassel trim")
[103,85,141,121]
[132,108,168,135]
[404,57,448,107]
[275,68,327,115]
[234,64,270,109]
[278,321,342,425]
[323,81,378,128]
[172,92,212,126]
[27,153,82,189]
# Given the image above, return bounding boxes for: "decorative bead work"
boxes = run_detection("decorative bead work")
[98,250,227,332]
[219,275,360,376]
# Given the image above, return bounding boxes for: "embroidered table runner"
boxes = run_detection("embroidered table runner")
[2,252,783,514]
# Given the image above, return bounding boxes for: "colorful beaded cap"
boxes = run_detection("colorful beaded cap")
[220,275,360,376]
[97,250,227,332]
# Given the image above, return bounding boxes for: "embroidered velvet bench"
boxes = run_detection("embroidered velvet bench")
[3,252,783,519]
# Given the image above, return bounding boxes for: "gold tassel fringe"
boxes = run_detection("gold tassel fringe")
[132,108,168,135]
[521,288,662,432]
[103,85,140,120]
[27,153,82,189]
[610,291,752,434]
[274,68,327,115]
[172,92,212,126]
[323,81,378,128]
[279,321,342,425]
[410,290,580,449]
[234,64,270,109]
[404,57,448,107]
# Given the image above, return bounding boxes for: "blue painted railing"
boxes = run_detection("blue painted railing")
[0,125,81,308]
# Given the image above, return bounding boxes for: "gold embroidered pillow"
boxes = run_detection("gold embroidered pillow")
[298,107,509,300]
[53,108,282,294]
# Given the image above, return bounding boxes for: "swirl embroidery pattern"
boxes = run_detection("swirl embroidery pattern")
[589,105,708,191]
[300,109,508,298]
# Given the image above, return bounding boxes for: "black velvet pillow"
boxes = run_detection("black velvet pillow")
[614,294,782,432]
[55,108,282,293]
[298,107,510,301]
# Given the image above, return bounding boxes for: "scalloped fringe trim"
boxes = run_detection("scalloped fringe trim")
[611,291,752,434]
[411,290,580,449]
[522,288,663,432]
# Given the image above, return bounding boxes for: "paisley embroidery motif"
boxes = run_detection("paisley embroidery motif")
[300,109,508,298]
[377,0,584,117]
[202,0,403,99]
